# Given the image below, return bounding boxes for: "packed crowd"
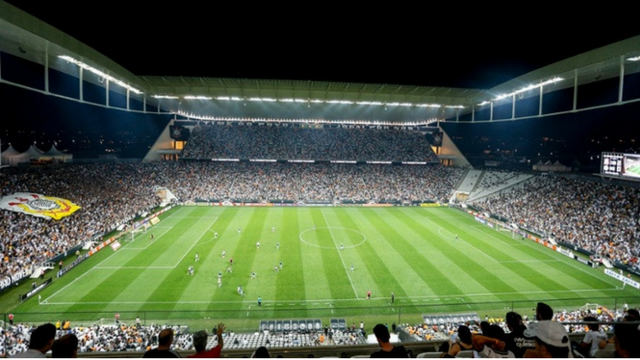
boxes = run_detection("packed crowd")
[401,302,639,358]
[0,162,461,287]
[181,123,440,162]
[0,321,366,357]
[0,323,184,356]
[0,164,161,287]
[4,303,639,357]
[472,175,640,267]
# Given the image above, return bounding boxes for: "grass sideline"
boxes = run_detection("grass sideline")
[4,206,637,331]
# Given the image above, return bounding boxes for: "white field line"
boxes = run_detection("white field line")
[41,207,187,304]
[97,216,218,269]
[469,223,622,288]
[513,236,622,288]
[437,227,500,262]
[44,209,215,303]
[321,211,360,299]
[41,286,621,306]
[123,224,174,250]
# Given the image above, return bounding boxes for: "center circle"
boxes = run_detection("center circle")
[299,226,367,249]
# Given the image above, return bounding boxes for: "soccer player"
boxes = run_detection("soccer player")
[226,266,233,273]
[455,234,458,240]
[272,226,275,233]
[251,271,256,279]
[217,277,222,288]
[237,228,241,235]
[367,290,371,300]
[150,234,154,241]
[237,285,243,296]
[188,266,194,276]
[256,241,260,249]
[340,244,344,251]
[221,250,226,258]
[351,264,354,272]
[218,271,222,279]
[276,242,279,250]
[258,296,262,307]
[195,252,199,262]
[279,261,283,270]
[274,266,279,272]
[229,257,233,266]
[214,232,218,239]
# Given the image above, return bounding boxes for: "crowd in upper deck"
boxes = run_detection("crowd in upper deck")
[181,123,440,162]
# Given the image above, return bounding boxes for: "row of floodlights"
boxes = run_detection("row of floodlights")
[174,113,440,126]
[60,54,640,108]
[58,55,462,108]
[58,56,143,94]
[153,95,465,109]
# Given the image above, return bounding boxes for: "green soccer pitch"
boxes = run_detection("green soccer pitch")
[625,164,640,176]
[7,206,636,330]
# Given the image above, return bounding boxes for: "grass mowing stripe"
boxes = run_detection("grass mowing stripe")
[391,208,491,296]
[330,208,401,303]
[41,207,196,310]
[275,209,306,307]
[463,214,618,291]
[10,206,634,330]
[361,208,439,300]
[320,209,359,298]
[307,208,353,301]
[426,213,586,298]
[394,209,522,301]
[135,211,219,313]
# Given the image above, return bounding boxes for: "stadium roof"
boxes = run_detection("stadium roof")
[1,1,640,121]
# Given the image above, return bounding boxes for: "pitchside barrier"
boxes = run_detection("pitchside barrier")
[5,296,639,333]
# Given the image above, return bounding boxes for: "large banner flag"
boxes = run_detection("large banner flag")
[0,193,81,220]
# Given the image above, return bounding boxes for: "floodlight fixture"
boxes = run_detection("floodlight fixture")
[494,77,564,101]
[184,96,212,100]
[58,55,142,94]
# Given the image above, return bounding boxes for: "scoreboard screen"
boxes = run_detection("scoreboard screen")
[601,152,640,179]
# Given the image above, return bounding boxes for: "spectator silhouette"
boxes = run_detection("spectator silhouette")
[370,323,408,358]
[442,325,473,358]
[251,346,270,358]
[523,320,570,358]
[143,328,179,358]
[504,311,535,358]
[10,323,56,358]
[51,333,78,358]
[188,323,225,358]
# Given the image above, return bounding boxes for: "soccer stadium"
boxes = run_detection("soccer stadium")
[1,2,640,358]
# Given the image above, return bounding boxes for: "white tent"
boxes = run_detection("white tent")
[24,145,45,157]
[1,144,29,165]
[43,144,73,163]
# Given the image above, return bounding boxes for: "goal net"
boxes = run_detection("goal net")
[126,225,148,242]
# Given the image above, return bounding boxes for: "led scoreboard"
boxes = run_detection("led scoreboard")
[601,152,640,180]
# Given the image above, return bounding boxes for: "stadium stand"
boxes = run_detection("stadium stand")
[181,123,440,163]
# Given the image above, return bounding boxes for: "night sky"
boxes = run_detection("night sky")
[6,1,640,89]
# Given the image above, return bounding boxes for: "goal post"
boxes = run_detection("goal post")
[498,226,516,238]
[127,225,147,242]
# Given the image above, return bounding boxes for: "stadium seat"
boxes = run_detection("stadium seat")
[417,351,442,358]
